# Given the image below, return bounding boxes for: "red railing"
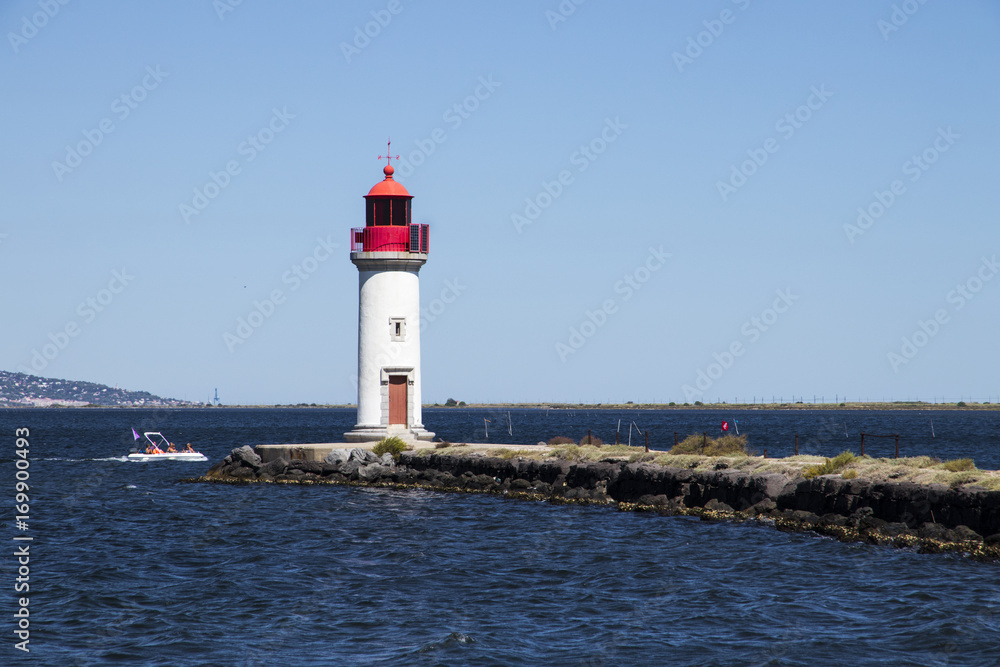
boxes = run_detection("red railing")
[350,224,428,253]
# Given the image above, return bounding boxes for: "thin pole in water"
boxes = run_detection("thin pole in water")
[507,412,512,436]
[930,419,935,438]
[484,418,489,439]
[733,419,739,436]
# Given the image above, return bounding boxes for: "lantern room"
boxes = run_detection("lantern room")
[351,164,429,254]
[364,165,412,226]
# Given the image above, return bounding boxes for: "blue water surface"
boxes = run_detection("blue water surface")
[3,407,999,666]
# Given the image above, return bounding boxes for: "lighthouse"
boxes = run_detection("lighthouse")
[344,150,434,442]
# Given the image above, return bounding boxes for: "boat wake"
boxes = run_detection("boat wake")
[40,456,130,463]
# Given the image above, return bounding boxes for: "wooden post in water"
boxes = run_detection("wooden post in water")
[860,432,865,457]
[674,431,678,446]
[895,433,899,459]
[795,434,799,456]
[645,430,649,452]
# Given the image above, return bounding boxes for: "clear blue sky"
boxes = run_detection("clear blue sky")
[2,1,998,405]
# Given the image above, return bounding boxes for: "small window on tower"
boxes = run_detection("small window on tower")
[389,317,406,342]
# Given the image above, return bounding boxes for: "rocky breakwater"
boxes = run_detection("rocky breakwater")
[196,448,1000,560]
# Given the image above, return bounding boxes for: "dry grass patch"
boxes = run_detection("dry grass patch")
[489,448,539,460]
[669,434,749,457]
[939,458,975,472]
[803,451,857,479]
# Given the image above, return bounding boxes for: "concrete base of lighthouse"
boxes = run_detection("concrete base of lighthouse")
[343,424,435,443]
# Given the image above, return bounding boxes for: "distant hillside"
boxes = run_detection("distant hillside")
[0,371,199,407]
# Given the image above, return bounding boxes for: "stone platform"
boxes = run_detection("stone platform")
[254,441,547,463]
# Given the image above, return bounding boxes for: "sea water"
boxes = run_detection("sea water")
[3,407,999,665]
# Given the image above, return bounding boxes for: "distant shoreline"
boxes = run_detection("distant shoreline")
[2,401,998,411]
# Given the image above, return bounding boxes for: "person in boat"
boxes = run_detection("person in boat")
[167,442,177,453]
[184,443,195,453]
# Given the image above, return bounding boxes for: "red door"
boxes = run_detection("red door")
[389,376,407,425]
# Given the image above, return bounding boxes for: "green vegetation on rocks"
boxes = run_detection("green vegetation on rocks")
[940,458,975,472]
[804,451,857,478]
[669,433,749,457]
[373,436,407,461]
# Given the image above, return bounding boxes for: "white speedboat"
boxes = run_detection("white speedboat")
[127,432,207,462]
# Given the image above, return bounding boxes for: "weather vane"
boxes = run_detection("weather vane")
[377,138,399,167]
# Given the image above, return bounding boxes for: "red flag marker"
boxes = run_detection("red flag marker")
[721,420,729,432]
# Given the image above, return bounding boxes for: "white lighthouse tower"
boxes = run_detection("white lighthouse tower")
[344,149,434,442]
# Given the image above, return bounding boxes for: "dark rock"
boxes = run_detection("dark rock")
[857,515,889,532]
[984,533,1000,546]
[324,449,350,465]
[532,482,552,495]
[790,510,820,524]
[946,525,983,543]
[918,522,949,540]
[379,453,395,466]
[288,460,324,475]
[466,474,497,490]
[510,479,531,491]
[848,506,873,527]
[746,498,777,515]
[358,463,386,481]
[817,513,848,527]
[231,445,261,469]
[205,459,229,478]
[882,522,913,538]
[260,457,289,478]
[339,460,363,477]
[705,498,735,513]
[349,447,379,463]
[228,466,256,480]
